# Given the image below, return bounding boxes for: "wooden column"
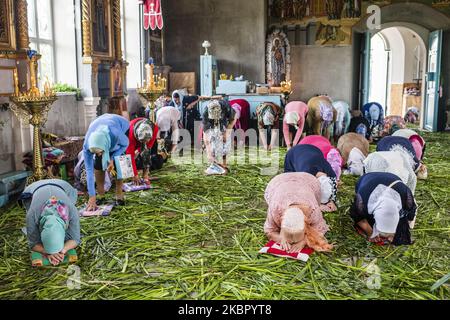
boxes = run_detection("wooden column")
[82,0,92,59]
[113,0,122,60]
[16,0,30,50]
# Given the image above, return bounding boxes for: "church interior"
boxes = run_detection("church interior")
[0,0,449,300]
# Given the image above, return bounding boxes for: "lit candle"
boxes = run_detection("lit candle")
[150,63,155,89]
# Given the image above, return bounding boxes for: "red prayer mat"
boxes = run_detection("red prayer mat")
[259,241,314,262]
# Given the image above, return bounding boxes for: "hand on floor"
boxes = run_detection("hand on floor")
[288,240,306,253]
[280,240,291,252]
[86,197,98,211]
[47,253,64,266]
[132,176,142,186]
[320,202,337,212]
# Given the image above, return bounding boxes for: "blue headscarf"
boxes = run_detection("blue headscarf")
[88,125,112,171]
[39,199,69,255]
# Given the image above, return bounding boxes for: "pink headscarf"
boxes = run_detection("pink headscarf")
[299,135,332,158]
[327,148,343,180]
[42,198,69,223]
[231,103,242,130]
[410,135,425,160]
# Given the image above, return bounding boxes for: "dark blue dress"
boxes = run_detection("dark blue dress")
[348,116,371,140]
[284,144,337,202]
[169,95,200,137]
[376,136,420,171]
[351,172,417,245]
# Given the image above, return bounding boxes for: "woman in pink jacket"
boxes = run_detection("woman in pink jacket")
[299,135,343,180]
[283,101,309,151]
[264,172,333,253]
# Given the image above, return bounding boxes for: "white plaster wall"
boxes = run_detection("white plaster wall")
[53,0,78,86]
[398,27,426,84]
[44,93,84,136]
[123,0,142,89]
[381,28,405,84]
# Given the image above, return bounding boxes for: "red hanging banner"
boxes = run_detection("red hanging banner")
[142,0,164,31]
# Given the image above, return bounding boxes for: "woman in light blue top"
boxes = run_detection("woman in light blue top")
[83,114,129,211]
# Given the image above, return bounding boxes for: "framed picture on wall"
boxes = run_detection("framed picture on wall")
[0,67,18,96]
[0,0,16,50]
[110,63,123,97]
[91,0,114,59]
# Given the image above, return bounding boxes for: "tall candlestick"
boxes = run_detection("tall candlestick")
[13,69,19,96]
[145,64,151,89]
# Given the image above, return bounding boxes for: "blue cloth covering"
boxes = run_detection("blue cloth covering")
[83,114,130,196]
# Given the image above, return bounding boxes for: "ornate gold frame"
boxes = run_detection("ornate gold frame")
[110,63,124,97]
[91,0,115,60]
[0,66,18,96]
[0,0,16,50]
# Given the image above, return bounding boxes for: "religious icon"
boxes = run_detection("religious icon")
[111,63,123,97]
[0,0,15,49]
[266,30,291,87]
[0,1,7,43]
[341,0,362,18]
[316,23,348,45]
[92,0,110,54]
[326,0,344,20]
[271,39,286,86]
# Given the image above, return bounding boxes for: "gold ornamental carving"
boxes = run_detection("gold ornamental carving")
[82,0,92,59]
[113,0,122,60]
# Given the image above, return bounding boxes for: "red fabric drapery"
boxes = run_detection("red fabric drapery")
[141,0,164,30]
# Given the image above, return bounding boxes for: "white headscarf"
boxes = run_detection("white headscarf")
[207,100,222,121]
[367,184,402,239]
[281,207,305,233]
[156,107,181,132]
[263,111,275,126]
[285,112,300,129]
[348,147,366,176]
[318,175,333,204]
[172,90,185,122]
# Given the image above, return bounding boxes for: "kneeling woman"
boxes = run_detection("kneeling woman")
[392,129,426,161]
[306,96,336,140]
[351,172,417,245]
[264,172,333,253]
[23,179,80,266]
[364,151,417,194]
[126,118,159,185]
[284,144,338,211]
[299,135,343,180]
[337,132,370,176]
[347,110,371,140]
[376,135,427,179]
[83,114,130,210]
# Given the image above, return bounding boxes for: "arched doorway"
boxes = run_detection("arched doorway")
[368,27,427,119]
[352,2,450,132]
